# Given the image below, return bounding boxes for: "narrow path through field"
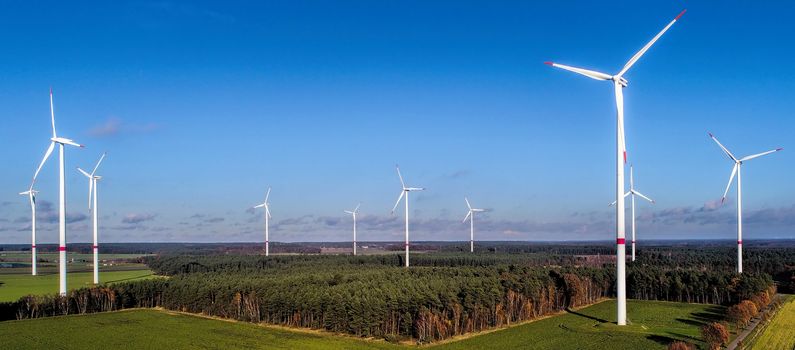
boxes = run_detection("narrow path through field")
[725,294,783,350]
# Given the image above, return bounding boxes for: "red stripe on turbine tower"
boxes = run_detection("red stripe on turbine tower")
[92,245,98,249]
[617,238,626,245]
[737,240,743,245]
[59,246,66,251]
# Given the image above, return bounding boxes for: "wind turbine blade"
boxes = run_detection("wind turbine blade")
[632,190,655,203]
[91,152,107,176]
[617,9,686,77]
[629,165,635,190]
[722,164,738,202]
[463,211,471,223]
[739,148,783,162]
[62,139,84,148]
[544,62,612,81]
[77,168,91,178]
[614,81,627,163]
[465,197,472,210]
[264,187,271,202]
[50,87,57,138]
[395,165,406,188]
[391,191,405,214]
[32,142,55,185]
[344,210,354,214]
[253,203,266,209]
[354,203,360,213]
[708,132,738,162]
[265,206,272,219]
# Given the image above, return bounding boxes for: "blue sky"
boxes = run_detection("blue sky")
[1,1,793,243]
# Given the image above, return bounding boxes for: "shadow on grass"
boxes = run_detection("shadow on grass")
[675,318,705,327]
[565,308,610,324]
[646,334,677,346]
[666,331,703,344]
[103,273,153,284]
[689,309,724,324]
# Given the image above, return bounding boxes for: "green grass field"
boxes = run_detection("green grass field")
[0,268,155,302]
[0,300,725,349]
[0,309,400,350]
[750,295,795,350]
[434,300,725,350]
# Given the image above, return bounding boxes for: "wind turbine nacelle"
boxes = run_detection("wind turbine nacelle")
[614,76,628,87]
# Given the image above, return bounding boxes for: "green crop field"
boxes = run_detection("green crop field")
[750,295,795,350]
[434,299,726,350]
[0,268,156,302]
[0,299,725,349]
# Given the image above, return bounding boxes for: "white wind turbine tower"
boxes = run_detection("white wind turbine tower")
[462,198,485,253]
[708,132,783,274]
[546,9,685,325]
[31,88,84,296]
[344,204,361,256]
[610,165,654,262]
[18,188,39,275]
[391,166,424,268]
[77,152,107,284]
[253,187,272,256]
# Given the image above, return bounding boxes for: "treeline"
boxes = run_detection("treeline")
[3,255,615,342]
[3,252,784,344]
[725,285,777,330]
[627,266,774,304]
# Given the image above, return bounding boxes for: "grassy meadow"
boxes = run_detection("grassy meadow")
[434,299,725,350]
[0,308,400,350]
[0,299,726,349]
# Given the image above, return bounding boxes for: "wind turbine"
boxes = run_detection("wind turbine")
[609,165,654,262]
[462,198,485,253]
[344,204,361,256]
[31,88,84,296]
[708,132,783,274]
[545,9,685,325]
[253,187,272,256]
[391,166,424,267]
[18,188,39,275]
[77,152,106,285]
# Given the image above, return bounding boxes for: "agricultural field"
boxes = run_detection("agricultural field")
[0,268,155,302]
[0,299,725,350]
[749,295,795,350]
